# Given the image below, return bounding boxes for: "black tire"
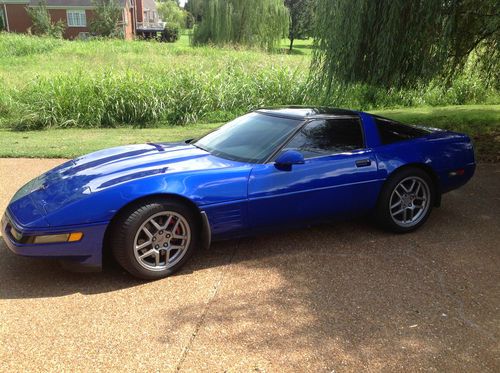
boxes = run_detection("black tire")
[376,167,435,233]
[110,199,200,280]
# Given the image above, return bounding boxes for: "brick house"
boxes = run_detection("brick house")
[0,0,162,40]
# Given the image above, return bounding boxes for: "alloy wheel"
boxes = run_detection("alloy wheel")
[389,176,430,228]
[133,211,191,271]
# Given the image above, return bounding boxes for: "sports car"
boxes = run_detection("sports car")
[2,107,475,279]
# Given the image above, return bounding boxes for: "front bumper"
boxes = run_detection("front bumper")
[2,211,107,270]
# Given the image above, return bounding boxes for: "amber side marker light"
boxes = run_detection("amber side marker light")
[32,232,84,244]
[68,232,84,242]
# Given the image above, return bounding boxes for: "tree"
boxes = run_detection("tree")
[185,12,195,29]
[90,0,123,38]
[311,0,500,95]
[0,10,5,31]
[192,0,289,51]
[444,0,500,86]
[184,0,204,23]
[26,0,65,38]
[157,0,187,30]
[284,0,315,51]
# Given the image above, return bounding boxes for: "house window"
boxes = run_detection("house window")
[67,10,86,27]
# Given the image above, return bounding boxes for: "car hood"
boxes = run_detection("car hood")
[8,142,242,227]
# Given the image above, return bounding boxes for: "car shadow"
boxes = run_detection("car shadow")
[0,237,141,299]
[0,217,375,300]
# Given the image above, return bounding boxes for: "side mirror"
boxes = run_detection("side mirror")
[274,150,305,171]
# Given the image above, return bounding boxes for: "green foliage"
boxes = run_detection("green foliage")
[90,0,123,38]
[0,11,5,31]
[184,0,204,22]
[12,64,308,130]
[10,63,499,130]
[0,33,63,56]
[0,33,498,131]
[157,0,188,30]
[26,0,65,38]
[447,0,500,90]
[311,0,500,95]
[162,25,180,42]
[284,0,315,51]
[185,12,195,29]
[192,0,289,51]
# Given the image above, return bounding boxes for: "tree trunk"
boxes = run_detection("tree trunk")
[289,36,294,51]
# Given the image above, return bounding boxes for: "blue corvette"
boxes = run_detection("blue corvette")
[2,107,475,279]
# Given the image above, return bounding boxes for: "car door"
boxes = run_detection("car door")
[247,117,383,231]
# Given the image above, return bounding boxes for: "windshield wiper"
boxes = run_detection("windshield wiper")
[190,142,209,153]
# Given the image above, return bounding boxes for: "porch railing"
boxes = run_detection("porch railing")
[136,21,165,31]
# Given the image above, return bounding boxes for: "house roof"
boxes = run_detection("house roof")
[28,0,128,7]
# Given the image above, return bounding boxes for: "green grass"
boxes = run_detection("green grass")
[0,123,221,158]
[0,105,497,161]
[0,33,309,90]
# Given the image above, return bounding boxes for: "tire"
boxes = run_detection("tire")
[376,167,435,233]
[110,199,200,280]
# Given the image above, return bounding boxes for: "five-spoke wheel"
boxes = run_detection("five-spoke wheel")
[376,168,435,232]
[134,211,191,271]
[111,199,199,280]
[389,176,430,228]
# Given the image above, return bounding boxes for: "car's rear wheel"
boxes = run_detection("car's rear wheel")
[376,168,434,233]
[111,199,199,280]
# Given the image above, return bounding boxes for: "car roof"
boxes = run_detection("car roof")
[255,106,360,120]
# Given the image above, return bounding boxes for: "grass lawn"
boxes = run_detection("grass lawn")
[0,123,221,158]
[0,105,497,161]
[0,33,310,91]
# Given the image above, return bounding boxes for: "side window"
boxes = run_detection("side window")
[375,117,430,145]
[285,118,364,158]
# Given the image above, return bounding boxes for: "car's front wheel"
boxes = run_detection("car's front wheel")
[111,199,199,280]
[376,168,435,233]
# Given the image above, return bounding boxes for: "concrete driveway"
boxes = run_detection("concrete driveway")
[0,159,499,372]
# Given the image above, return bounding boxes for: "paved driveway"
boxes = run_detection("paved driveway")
[0,159,499,372]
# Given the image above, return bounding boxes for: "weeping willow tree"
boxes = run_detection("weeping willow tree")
[192,0,289,51]
[311,0,500,96]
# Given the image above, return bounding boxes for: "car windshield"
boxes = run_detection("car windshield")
[194,112,301,163]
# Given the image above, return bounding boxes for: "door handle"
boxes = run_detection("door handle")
[355,159,372,167]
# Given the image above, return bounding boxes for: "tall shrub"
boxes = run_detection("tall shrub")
[0,10,6,31]
[26,0,65,38]
[90,0,123,38]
